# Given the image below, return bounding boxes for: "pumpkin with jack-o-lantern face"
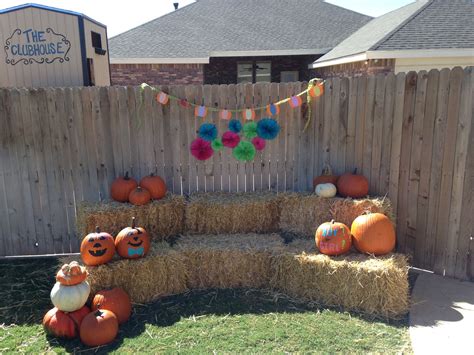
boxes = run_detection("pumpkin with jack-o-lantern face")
[115,217,150,259]
[80,227,116,266]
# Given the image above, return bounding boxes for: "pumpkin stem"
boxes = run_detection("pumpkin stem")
[95,226,100,233]
[124,171,130,180]
[94,309,103,317]
[322,164,333,176]
[131,217,136,229]
[330,219,335,224]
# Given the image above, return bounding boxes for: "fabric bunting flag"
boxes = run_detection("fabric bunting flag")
[289,95,303,108]
[156,92,169,105]
[219,109,232,120]
[194,105,208,118]
[266,103,280,116]
[242,108,256,121]
[309,83,324,98]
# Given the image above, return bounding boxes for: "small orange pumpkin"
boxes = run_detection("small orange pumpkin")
[110,172,138,202]
[313,164,339,189]
[115,217,150,259]
[80,227,116,266]
[56,261,88,286]
[351,212,396,255]
[139,174,167,200]
[80,309,119,347]
[128,186,151,206]
[337,168,369,198]
[43,306,90,339]
[315,220,352,256]
[92,288,132,324]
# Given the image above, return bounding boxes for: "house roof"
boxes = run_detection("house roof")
[109,0,372,63]
[312,0,474,68]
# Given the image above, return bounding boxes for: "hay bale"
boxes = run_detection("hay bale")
[175,234,285,289]
[279,194,395,238]
[184,192,282,235]
[84,242,188,303]
[76,194,185,241]
[271,239,409,319]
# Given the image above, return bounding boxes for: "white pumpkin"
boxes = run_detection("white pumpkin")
[315,183,337,198]
[50,281,90,312]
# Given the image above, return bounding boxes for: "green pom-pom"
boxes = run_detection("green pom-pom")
[233,141,256,161]
[243,121,258,139]
[211,138,224,151]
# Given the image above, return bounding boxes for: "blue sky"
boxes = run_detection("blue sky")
[1,0,415,37]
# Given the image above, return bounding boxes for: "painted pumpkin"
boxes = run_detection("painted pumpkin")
[337,168,369,198]
[110,172,138,202]
[315,220,352,256]
[128,186,151,206]
[115,217,150,259]
[139,174,167,200]
[50,281,90,312]
[43,306,90,339]
[80,309,119,347]
[315,183,337,198]
[56,261,88,286]
[80,227,116,266]
[351,212,396,255]
[313,165,339,188]
[92,288,132,324]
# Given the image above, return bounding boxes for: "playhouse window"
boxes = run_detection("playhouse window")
[91,31,102,49]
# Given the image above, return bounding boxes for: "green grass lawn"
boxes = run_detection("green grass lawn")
[0,259,412,354]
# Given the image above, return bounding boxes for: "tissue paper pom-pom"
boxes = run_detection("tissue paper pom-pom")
[222,131,240,148]
[243,122,258,139]
[233,141,256,162]
[257,118,280,140]
[211,138,224,151]
[252,137,266,151]
[228,119,242,133]
[191,138,214,160]
[198,123,218,142]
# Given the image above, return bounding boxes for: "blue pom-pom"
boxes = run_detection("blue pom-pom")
[198,123,218,142]
[257,118,280,140]
[229,119,242,133]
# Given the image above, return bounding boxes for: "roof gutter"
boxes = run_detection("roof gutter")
[110,57,210,64]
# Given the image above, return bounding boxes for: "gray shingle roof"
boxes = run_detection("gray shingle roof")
[314,0,474,64]
[109,0,372,59]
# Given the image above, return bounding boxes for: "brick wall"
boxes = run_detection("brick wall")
[313,59,395,78]
[110,63,204,86]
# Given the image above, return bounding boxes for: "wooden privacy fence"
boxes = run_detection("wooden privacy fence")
[0,67,472,280]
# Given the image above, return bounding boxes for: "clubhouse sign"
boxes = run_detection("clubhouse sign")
[5,28,71,65]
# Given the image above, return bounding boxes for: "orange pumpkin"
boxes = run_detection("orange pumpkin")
[80,309,119,347]
[128,186,151,206]
[313,165,339,188]
[43,306,90,339]
[80,227,116,266]
[315,220,352,256]
[115,217,150,259]
[110,172,138,202]
[139,174,167,200]
[337,168,369,198]
[92,288,132,324]
[56,261,88,286]
[351,212,396,255]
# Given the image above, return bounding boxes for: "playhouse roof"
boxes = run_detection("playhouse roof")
[312,0,474,68]
[109,0,372,63]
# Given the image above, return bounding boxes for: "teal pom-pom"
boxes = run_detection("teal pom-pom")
[229,119,242,133]
[232,141,256,161]
[243,121,258,139]
[198,123,218,142]
[257,118,280,140]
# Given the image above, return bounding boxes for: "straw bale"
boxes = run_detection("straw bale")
[84,242,188,303]
[184,192,282,235]
[175,234,286,289]
[76,193,185,241]
[271,239,409,319]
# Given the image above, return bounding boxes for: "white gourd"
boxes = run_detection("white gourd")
[50,281,90,312]
[315,183,337,198]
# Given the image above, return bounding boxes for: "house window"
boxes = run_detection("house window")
[91,31,102,49]
[281,71,299,83]
[237,61,271,83]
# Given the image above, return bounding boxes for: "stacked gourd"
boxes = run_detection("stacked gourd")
[110,172,167,206]
[313,165,369,199]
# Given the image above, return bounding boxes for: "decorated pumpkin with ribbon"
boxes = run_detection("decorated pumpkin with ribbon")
[80,227,116,266]
[315,220,351,256]
[115,217,150,259]
[56,261,88,286]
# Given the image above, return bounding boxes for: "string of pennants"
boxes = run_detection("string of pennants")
[139,78,325,162]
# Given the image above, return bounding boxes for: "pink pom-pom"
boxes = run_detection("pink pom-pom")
[222,131,240,148]
[190,138,214,160]
[252,137,266,151]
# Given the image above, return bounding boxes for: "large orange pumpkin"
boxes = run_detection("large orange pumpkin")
[115,217,150,259]
[43,306,90,339]
[140,174,167,200]
[56,261,88,286]
[80,227,116,266]
[313,165,339,189]
[110,172,138,202]
[315,220,352,256]
[80,309,119,347]
[128,186,151,206]
[351,212,395,255]
[337,168,369,198]
[92,288,132,324]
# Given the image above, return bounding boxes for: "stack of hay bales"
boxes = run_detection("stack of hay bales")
[76,194,185,241]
